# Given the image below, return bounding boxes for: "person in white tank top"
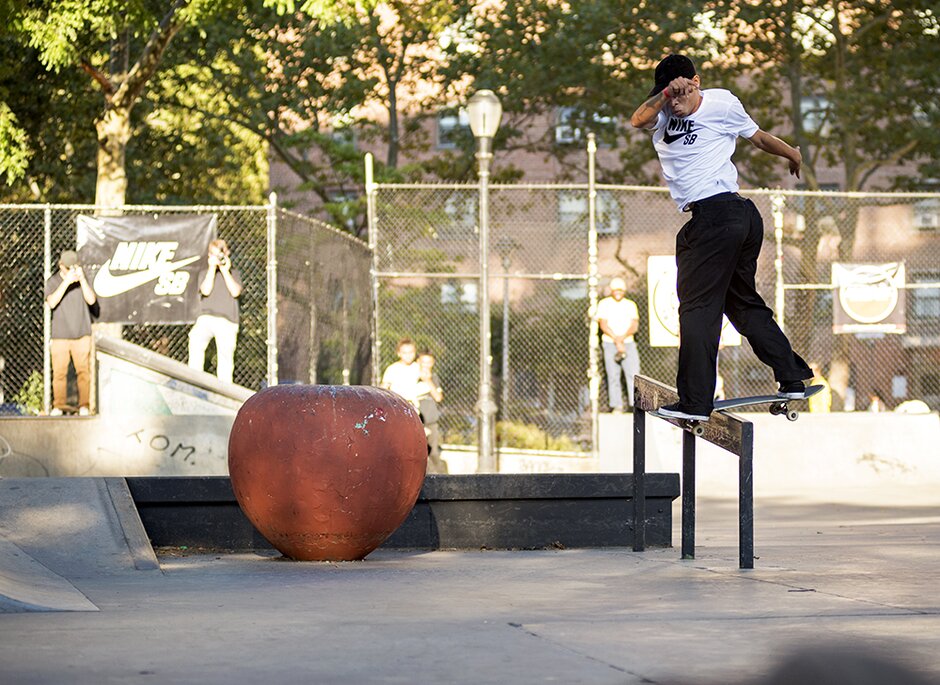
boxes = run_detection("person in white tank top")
[630,54,813,421]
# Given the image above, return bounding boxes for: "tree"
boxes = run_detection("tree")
[6,1,232,208]
[160,1,457,235]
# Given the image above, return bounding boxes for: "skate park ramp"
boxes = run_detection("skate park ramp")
[95,334,253,415]
[0,478,158,612]
[0,335,255,477]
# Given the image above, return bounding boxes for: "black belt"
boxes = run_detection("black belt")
[685,192,742,212]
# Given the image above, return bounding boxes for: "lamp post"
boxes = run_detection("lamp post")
[467,89,502,473]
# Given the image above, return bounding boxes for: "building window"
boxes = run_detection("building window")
[555,107,617,146]
[558,189,621,235]
[913,198,940,231]
[558,279,588,300]
[330,127,356,148]
[911,272,940,320]
[434,191,477,240]
[437,109,469,149]
[800,95,830,136]
[326,190,359,231]
[791,183,839,234]
[441,282,477,311]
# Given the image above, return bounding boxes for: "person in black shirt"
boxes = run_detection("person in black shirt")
[187,239,243,383]
[44,250,98,415]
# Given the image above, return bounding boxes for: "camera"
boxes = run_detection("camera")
[614,352,626,363]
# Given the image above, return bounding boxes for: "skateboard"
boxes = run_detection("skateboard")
[650,385,824,436]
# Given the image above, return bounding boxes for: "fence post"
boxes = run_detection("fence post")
[43,205,52,415]
[266,192,278,387]
[772,192,786,328]
[365,153,380,386]
[586,134,600,461]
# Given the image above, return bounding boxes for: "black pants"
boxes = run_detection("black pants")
[675,193,811,413]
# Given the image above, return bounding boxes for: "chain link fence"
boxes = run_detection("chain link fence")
[3,183,936,448]
[0,202,372,414]
[370,183,594,452]
[370,174,940,456]
[275,209,372,386]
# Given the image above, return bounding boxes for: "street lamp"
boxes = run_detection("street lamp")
[467,89,502,473]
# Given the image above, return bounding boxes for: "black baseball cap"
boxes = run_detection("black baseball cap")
[648,54,697,97]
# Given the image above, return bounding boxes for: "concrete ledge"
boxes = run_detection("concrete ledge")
[128,474,679,552]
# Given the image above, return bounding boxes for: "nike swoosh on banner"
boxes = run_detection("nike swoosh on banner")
[93,256,201,297]
[663,131,687,144]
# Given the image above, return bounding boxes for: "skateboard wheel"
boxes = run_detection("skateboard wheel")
[769,402,785,415]
[692,424,705,437]
[786,410,799,422]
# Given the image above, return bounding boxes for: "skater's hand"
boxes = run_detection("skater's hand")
[789,146,802,178]
[665,76,696,99]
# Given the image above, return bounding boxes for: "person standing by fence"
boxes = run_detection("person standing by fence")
[596,277,641,413]
[44,250,98,415]
[188,239,242,384]
[631,53,812,421]
[416,352,447,474]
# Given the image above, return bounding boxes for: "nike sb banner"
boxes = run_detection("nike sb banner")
[832,262,906,334]
[76,214,216,324]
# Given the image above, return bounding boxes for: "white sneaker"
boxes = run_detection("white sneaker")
[49,408,63,417]
[79,406,90,416]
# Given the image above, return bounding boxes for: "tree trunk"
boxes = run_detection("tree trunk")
[95,105,132,209]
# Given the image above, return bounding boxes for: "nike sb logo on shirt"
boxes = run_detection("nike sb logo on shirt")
[663,117,696,145]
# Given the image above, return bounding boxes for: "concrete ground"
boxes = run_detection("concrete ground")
[1,486,939,684]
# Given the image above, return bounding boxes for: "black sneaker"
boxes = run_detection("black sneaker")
[777,381,806,399]
[656,402,710,421]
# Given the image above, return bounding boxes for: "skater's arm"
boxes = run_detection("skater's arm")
[630,90,669,129]
[749,129,801,178]
[631,76,696,129]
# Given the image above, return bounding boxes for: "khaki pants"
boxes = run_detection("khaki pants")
[51,336,92,410]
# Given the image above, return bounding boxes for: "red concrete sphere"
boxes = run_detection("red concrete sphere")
[228,384,427,561]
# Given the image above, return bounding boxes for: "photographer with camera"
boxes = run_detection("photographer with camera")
[188,239,243,384]
[44,250,99,415]
[596,277,640,413]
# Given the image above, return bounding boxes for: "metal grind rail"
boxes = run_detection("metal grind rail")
[632,375,755,569]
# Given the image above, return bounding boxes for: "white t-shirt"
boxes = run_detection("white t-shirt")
[381,361,421,404]
[651,89,759,211]
[596,296,639,343]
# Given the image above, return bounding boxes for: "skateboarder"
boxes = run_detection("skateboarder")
[631,54,812,421]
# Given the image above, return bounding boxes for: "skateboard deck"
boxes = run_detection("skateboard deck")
[714,384,824,412]
[650,385,824,436]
